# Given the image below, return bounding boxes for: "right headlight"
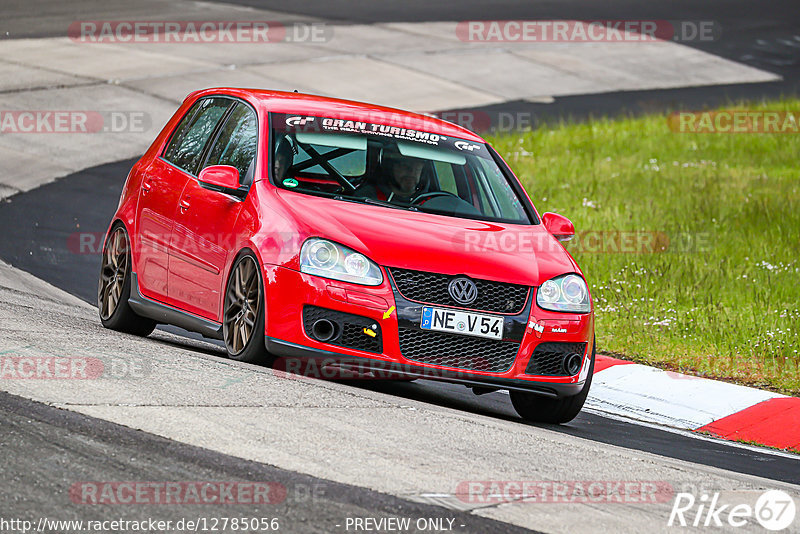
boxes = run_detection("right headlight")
[536,274,591,313]
[300,238,383,286]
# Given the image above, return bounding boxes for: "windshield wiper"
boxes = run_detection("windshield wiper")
[333,195,418,211]
[361,197,419,211]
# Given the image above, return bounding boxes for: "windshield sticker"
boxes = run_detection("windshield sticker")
[285,116,316,127]
[454,141,481,151]
[319,118,443,145]
[276,113,490,156]
[282,178,299,188]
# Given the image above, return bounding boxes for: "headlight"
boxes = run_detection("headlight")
[300,238,383,286]
[536,274,590,313]
[306,240,339,269]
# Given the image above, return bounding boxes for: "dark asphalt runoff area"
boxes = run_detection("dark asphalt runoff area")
[0,159,798,489]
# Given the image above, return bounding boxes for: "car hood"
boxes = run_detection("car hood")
[275,190,578,286]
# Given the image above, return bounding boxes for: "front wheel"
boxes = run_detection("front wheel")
[223,253,271,364]
[97,224,156,336]
[510,339,595,424]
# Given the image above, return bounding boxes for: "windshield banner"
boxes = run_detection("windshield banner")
[275,113,490,156]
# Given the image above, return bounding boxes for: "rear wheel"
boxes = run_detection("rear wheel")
[510,339,595,424]
[223,253,271,364]
[97,225,156,336]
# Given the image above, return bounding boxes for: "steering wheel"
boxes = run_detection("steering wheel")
[410,191,461,205]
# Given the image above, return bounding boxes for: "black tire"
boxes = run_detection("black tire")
[98,224,157,336]
[223,253,272,365]
[510,339,596,424]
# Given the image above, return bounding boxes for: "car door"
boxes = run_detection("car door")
[168,101,258,321]
[134,97,232,301]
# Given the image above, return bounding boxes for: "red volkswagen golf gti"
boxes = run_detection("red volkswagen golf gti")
[98,88,595,423]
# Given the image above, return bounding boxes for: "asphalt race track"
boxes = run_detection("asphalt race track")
[0,390,533,534]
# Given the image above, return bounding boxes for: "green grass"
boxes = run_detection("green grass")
[486,98,800,395]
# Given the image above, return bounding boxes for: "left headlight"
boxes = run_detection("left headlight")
[300,238,383,286]
[536,274,591,313]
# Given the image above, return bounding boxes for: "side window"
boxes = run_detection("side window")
[472,162,501,218]
[475,157,528,221]
[204,103,258,185]
[163,97,232,175]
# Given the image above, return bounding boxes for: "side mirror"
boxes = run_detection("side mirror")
[198,165,244,199]
[542,212,575,242]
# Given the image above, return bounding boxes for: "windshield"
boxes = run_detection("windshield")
[270,113,533,224]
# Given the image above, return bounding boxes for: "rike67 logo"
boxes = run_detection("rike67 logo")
[668,490,796,530]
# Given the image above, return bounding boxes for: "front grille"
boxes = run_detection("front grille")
[303,306,382,353]
[398,327,519,373]
[389,268,530,314]
[525,342,587,376]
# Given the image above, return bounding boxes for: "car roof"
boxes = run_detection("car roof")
[186,87,485,143]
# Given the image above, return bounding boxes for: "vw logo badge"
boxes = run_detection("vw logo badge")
[448,277,478,306]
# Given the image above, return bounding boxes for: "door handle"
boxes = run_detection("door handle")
[142,181,152,193]
[179,199,190,212]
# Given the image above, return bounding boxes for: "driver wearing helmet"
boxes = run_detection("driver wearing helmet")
[356,145,426,203]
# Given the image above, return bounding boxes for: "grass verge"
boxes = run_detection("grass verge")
[488,99,800,395]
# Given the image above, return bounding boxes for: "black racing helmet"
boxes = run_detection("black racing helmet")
[275,135,296,162]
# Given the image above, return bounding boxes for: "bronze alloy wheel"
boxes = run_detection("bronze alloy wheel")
[223,255,261,355]
[98,227,129,321]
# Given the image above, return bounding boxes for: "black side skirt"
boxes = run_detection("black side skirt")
[128,273,223,340]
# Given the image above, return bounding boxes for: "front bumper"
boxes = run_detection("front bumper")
[263,265,595,398]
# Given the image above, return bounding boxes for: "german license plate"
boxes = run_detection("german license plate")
[420,307,503,340]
